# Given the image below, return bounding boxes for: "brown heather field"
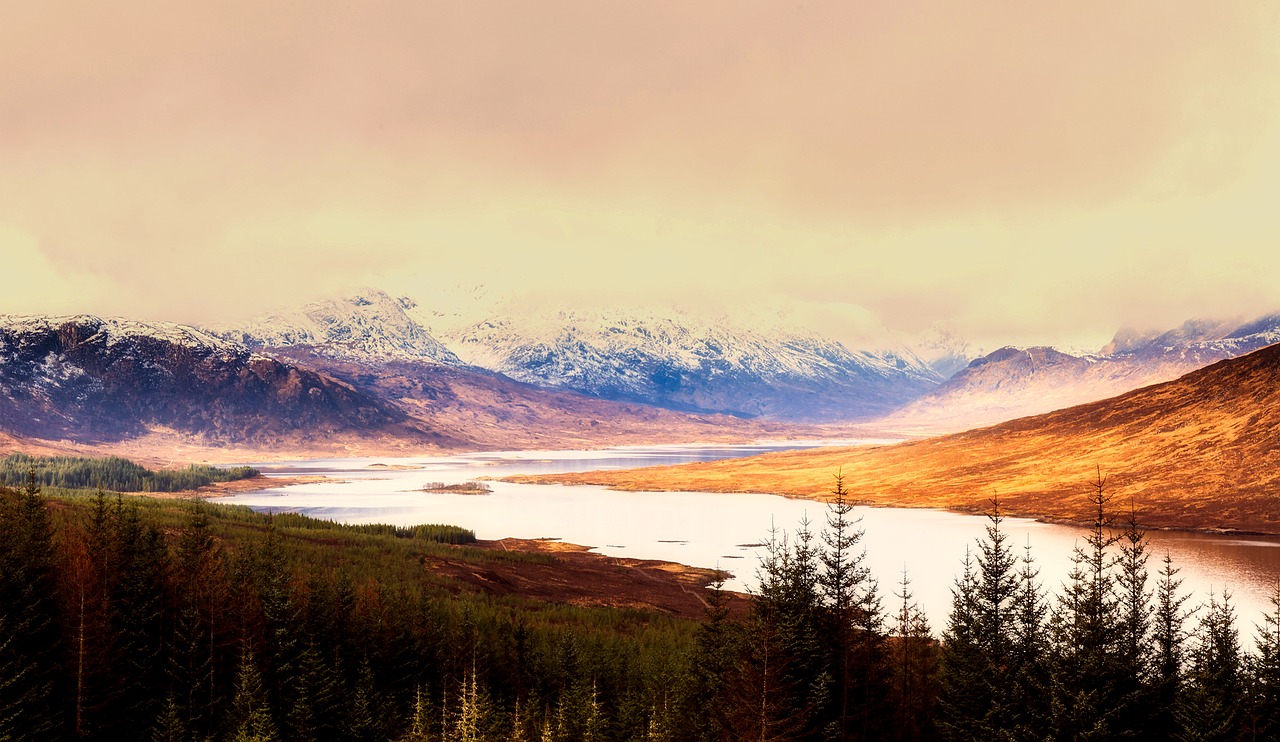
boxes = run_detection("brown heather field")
[511,343,1280,535]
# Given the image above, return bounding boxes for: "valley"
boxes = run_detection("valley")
[513,342,1280,534]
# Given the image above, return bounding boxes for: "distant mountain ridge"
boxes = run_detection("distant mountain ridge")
[0,314,435,446]
[210,289,461,365]
[219,290,943,421]
[0,313,810,455]
[438,305,941,421]
[880,314,1280,432]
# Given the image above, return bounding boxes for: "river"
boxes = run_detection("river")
[219,443,1280,640]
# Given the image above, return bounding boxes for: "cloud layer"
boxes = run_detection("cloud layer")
[3,1,1279,348]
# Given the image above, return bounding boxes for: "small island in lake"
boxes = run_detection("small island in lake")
[421,480,493,495]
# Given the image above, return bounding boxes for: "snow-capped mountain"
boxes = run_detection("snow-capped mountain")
[907,323,984,379]
[212,289,461,365]
[0,314,423,445]
[438,305,942,420]
[880,313,1280,433]
[212,289,943,421]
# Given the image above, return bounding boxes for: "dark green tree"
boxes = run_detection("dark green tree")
[937,547,987,741]
[1046,470,1125,741]
[1005,536,1049,739]
[1175,591,1242,742]
[230,649,279,742]
[1245,585,1280,741]
[167,501,233,738]
[819,474,887,741]
[891,566,937,742]
[1113,504,1154,739]
[939,500,1022,740]
[1147,552,1191,741]
[0,474,66,741]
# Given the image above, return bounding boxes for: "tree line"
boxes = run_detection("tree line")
[686,472,1280,740]
[1,469,1279,740]
[0,454,258,493]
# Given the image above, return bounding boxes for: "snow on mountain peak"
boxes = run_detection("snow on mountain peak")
[1,314,248,356]
[907,322,984,379]
[210,289,461,365]
[438,302,940,419]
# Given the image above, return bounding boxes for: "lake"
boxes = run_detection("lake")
[219,443,1280,640]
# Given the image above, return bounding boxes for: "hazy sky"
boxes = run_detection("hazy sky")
[4,1,1280,350]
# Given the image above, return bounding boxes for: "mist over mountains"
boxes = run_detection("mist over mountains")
[2,289,1279,453]
[212,288,945,421]
[887,313,1280,432]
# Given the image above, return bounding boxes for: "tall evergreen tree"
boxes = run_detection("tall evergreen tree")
[110,496,170,733]
[1005,536,1049,739]
[167,501,232,738]
[939,500,1023,739]
[230,649,279,742]
[891,567,937,742]
[1113,504,1154,739]
[1175,591,1242,742]
[1046,470,1124,740]
[1246,585,1280,741]
[0,474,66,741]
[819,474,887,741]
[743,519,827,738]
[937,547,988,741]
[1147,552,1192,741]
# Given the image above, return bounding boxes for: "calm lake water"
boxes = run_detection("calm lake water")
[219,443,1280,640]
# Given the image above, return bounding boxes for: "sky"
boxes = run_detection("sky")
[3,1,1280,352]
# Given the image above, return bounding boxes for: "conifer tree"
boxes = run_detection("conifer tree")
[937,547,988,741]
[891,566,937,742]
[749,518,827,736]
[690,574,736,737]
[940,500,1022,739]
[1175,591,1242,742]
[345,658,385,742]
[230,649,279,742]
[286,641,340,741]
[150,695,188,742]
[250,520,301,730]
[110,495,170,730]
[0,474,65,741]
[397,684,434,742]
[1114,504,1154,738]
[1148,552,1191,741]
[1246,585,1280,741]
[1006,536,1049,738]
[1046,470,1124,740]
[819,474,886,741]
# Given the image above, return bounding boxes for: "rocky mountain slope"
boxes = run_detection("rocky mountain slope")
[518,341,1280,533]
[881,315,1280,432]
[0,314,443,448]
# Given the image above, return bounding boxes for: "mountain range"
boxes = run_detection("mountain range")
[212,289,944,421]
[3,291,1280,461]
[0,312,802,457]
[884,314,1280,433]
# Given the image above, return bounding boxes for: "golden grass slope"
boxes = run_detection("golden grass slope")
[512,343,1280,534]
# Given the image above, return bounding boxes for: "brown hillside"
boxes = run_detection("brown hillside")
[512,343,1280,533]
